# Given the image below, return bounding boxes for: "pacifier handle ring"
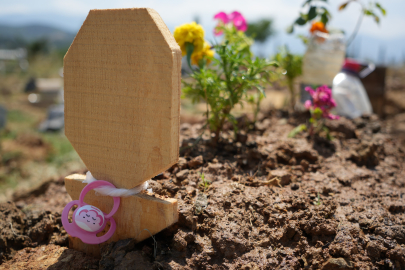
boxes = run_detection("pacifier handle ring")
[61,200,79,229]
[79,180,120,218]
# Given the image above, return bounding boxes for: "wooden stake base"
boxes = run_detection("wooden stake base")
[64,174,178,257]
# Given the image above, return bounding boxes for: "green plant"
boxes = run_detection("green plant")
[274,46,303,108]
[199,173,211,192]
[339,1,386,46]
[288,85,338,139]
[288,124,307,138]
[288,0,386,47]
[287,0,331,33]
[307,107,333,138]
[313,192,322,205]
[182,23,277,142]
[247,92,265,124]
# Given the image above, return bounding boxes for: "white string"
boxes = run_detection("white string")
[83,171,151,197]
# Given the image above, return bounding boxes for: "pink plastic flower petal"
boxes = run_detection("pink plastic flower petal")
[228,11,242,21]
[229,11,247,32]
[233,16,247,32]
[214,11,247,34]
[304,100,312,110]
[304,85,339,120]
[328,113,340,120]
[305,86,315,96]
[214,12,229,24]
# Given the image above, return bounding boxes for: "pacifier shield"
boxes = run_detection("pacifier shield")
[74,205,105,232]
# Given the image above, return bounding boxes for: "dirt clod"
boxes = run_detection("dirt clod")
[187,155,204,168]
[321,257,353,270]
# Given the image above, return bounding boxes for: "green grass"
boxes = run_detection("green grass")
[7,110,35,124]
[43,132,76,164]
[0,171,21,191]
[0,129,18,140]
[1,151,22,165]
[0,52,87,202]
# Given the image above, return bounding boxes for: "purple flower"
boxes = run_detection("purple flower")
[214,11,247,35]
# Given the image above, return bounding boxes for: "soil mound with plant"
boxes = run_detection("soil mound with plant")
[1,112,405,269]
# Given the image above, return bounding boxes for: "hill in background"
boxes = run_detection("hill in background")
[0,24,76,49]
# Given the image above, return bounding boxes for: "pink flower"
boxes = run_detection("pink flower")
[327,113,340,120]
[214,12,229,24]
[305,85,339,120]
[304,100,312,109]
[304,86,315,96]
[228,11,247,32]
[214,11,247,35]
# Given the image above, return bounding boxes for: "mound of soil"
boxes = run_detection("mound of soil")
[1,112,405,269]
[0,201,68,264]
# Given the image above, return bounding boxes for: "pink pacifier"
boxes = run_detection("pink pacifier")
[62,180,120,244]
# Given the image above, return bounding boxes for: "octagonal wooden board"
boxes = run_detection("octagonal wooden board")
[64,8,182,189]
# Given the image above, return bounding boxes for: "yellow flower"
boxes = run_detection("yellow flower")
[191,42,215,66]
[174,22,205,56]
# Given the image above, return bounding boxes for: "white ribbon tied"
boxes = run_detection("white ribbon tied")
[83,171,150,197]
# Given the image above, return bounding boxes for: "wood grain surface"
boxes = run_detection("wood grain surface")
[64,8,181,189]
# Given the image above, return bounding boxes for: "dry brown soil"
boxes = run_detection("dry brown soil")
[1,111,405,269]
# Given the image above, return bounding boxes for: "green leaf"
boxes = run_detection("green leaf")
[297,34,309,45]
[339,2,349,11]
[307,6,317,20]
[302,0,312,7]
[257,85,266,97]
[313,107,323,118]
[374,15,380,24]
[375,3,386,16]
[185,42,194,69]
[286,24,294,34]
[288,124,307,138]
[364,9,374,16]
[319,7,331,17]
[323,127,333,141]
[198,58,206,69]
[295,16,307,26]
[320,12,329,25]
[268,61,279,67]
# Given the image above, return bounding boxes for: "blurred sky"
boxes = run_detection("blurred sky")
[1,0,405,63]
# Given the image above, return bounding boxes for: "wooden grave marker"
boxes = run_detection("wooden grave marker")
[63,8,181,256]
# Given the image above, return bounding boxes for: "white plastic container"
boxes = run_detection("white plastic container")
[302,31,346,86]
[332,64,373,119]
[300,31,346,106]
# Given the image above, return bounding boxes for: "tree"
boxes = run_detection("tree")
[245,18,275,44]
[27,39,49,58]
